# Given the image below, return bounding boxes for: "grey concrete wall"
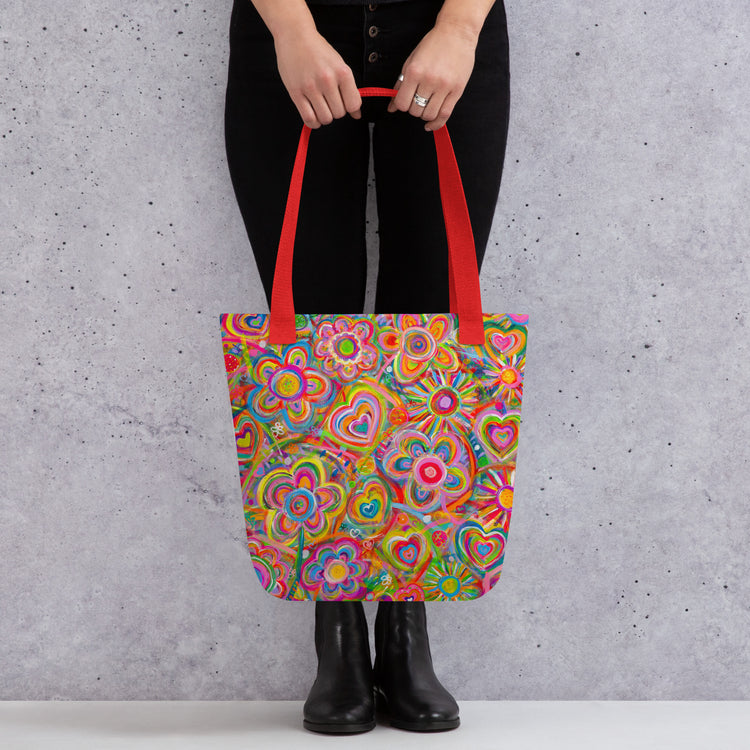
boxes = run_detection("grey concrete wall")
[1,0,748,700]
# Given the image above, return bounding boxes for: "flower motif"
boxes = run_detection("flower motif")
[246,342,337,432]
[421,558,483,601]
[313,316,380,381]
[300,538,369,599]
[378,314,459,383]
[399,367,481,438]
[379,428,472,513]
[472,465,514,529]
[257,455,345,542]
[477,351,525,409]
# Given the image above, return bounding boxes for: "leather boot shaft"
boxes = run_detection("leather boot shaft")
[303,601,375,734]
[313,600,372,674]
[373,601,460,731]
[374,601,434,682]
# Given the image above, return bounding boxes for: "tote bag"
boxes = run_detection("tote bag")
[220,87,528,602]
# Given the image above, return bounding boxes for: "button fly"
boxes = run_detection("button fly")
[368,25,379,38]
[368,51,379,63]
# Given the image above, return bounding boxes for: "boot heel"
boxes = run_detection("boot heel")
[303,718,376,734]
[374,686,390,719]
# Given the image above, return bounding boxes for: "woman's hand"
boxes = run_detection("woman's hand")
[387,22,478,131]
[273,26,362,129]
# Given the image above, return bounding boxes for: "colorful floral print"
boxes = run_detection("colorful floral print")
[246,343,337,432]
[220,312,528,601]
[312,316,380,382]
[300,538,370,600]
[257,455,345,542]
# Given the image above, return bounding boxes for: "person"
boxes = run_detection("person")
[223,0,511,735]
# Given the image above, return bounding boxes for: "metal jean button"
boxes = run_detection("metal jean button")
[368,51,379,63]
[368,25,379,38]
[368,3,378,11]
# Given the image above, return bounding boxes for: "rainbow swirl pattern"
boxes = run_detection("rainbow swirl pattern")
[220,312,528,601]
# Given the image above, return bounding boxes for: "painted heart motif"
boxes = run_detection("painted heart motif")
[347,478,390,526]
[394,584,425,601]
[383,531,429,572]
[394,541,419,565]
[235,416,260,461]
[454,521,506,572]
[328,389,383,447]
[246,540,293,597]
[474,410,520,461]
[489,328,525,357]
[360,501,378,518]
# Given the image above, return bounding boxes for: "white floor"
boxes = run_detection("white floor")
[0,701,748,749]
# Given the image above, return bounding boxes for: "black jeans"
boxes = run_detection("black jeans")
[224,0,510,314]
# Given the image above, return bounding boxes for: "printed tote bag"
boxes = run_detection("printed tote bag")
[220,87,529,602]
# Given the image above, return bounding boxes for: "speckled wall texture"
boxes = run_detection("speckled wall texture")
[1,0,749,700]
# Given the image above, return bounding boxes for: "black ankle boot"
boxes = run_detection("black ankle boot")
[303,601,376,734]
[373,601,460,732]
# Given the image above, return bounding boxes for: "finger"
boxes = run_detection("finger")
[341,76,363,119]
[424,88,460,132]
[409,86,436,119]
[297,94,321,129]
[391,77,418,114]
[387,76,402,112]
[322,78,348,120]
[419,88,445,123]
[309,91,335,126]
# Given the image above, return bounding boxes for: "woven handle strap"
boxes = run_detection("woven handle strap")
[268,86,484,345]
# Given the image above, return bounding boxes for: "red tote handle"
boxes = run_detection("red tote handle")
[268,86,485,345]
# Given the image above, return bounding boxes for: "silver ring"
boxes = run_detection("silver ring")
[398,74,404,82]
[414,93,429,107]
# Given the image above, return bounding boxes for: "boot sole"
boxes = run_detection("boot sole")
[303,718,376,734]
[375,690,460,732]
